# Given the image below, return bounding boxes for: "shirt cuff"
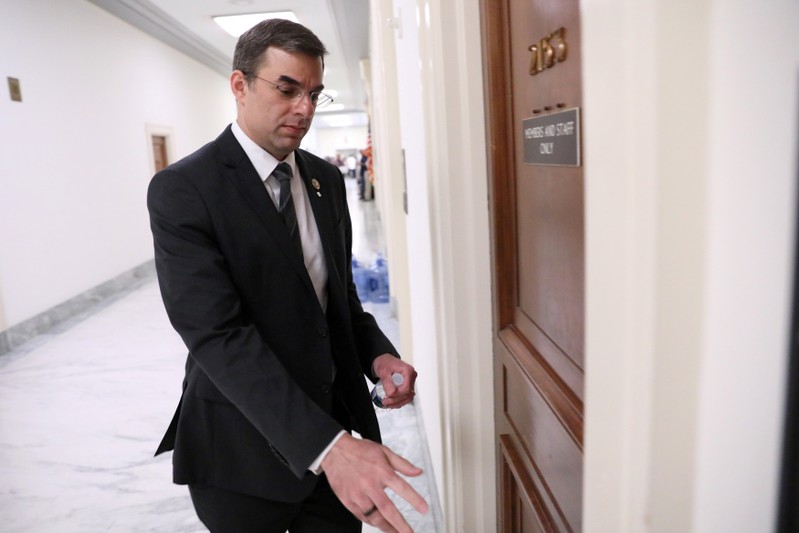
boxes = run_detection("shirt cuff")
[308,430,347,475]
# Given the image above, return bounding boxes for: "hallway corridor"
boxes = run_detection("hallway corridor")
[0,178,439,532]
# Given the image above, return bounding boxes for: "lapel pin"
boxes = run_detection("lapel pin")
[311,178,321,190]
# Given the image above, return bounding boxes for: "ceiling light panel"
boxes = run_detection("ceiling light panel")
[213,11,299,37]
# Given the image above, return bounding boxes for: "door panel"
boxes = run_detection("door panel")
[503,345,581,524]
[500,434,555,533]
[482,0,584,530]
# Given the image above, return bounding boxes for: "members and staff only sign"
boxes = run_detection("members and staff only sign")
[522,108,581,166]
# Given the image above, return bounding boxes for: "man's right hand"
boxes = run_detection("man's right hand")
[321,433,429,532]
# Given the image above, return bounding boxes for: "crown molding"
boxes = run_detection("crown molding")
[87,0,230,76]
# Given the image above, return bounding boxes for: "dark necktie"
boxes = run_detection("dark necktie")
[272,162,303,258]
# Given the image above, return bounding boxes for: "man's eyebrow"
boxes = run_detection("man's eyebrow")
[276,74,324,92]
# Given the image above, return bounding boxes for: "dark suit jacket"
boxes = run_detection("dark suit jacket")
[147,125,397,502]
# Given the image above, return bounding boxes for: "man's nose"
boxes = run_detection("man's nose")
[293,93,315,115]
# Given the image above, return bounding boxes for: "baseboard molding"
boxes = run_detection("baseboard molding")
[0,260,156,356]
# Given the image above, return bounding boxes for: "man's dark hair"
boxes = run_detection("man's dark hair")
[233,18,328,83]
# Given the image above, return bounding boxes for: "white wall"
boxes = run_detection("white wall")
[413,0,495,530]
[0,0,234,330]
[370,0,443,490]
[389,0,445,503]
[368,0,415,375]
[694,1,799,530]
[582,0,799,530]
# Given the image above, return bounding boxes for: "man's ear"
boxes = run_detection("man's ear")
[230,70,248,100]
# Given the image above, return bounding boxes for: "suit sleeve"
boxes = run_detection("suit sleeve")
[147,168,342,478]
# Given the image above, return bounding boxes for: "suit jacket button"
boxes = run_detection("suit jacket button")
[317,327,328,337]
[321,384,331,394]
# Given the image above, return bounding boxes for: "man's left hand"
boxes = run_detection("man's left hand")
[371,354,417,409]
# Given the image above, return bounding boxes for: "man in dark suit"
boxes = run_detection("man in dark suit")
[147,18,428,533]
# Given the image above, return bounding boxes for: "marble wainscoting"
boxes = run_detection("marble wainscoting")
[0,280,440,532]
[0,262,156,357]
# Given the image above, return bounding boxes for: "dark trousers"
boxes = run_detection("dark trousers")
[189,475,361,533]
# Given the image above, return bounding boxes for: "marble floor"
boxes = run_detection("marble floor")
[0,178,440,532]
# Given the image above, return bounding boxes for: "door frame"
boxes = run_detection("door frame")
[145,123,174,175]
[411,0,496,531]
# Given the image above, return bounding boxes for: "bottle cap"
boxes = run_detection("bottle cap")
[391,373,404,385]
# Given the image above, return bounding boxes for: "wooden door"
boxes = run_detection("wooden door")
[152,135,169,172]
[482,0,584,530]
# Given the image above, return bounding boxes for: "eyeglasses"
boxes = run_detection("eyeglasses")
[244,73,334,109]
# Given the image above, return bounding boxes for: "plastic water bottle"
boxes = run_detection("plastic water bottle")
[371,372,405,408]
[368,253,390,303]
[351,258,370,302]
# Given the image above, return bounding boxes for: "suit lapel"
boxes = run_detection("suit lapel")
[216,127,315,294]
